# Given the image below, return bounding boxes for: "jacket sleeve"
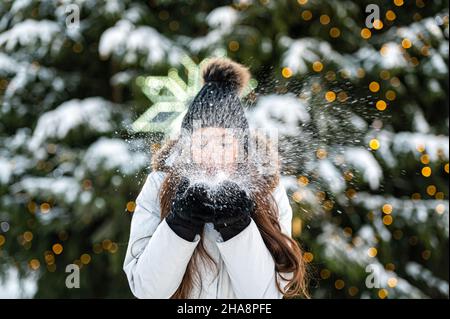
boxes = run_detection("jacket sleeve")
[123,171,200,299]
[216,182,293,299]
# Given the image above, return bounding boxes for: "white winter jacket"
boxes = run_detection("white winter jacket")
[123,170,293,299]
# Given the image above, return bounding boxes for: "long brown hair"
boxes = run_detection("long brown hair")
[158,164,309,299]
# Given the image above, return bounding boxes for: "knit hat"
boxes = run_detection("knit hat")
[181,58,251,134]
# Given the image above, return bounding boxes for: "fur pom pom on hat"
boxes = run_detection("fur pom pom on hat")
[181,58,251,134]
[202,58,250,93]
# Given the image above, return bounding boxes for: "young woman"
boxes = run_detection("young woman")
[123,58,308,299]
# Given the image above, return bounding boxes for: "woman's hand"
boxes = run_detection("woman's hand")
[213,181,254,241]
[166,177,215,241]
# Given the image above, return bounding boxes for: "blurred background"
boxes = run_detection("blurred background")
[0,0,448,298]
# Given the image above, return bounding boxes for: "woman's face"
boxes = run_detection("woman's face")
[191,127,239,170]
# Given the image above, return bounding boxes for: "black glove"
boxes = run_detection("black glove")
[213,181,254,241]
[165,177,215,241]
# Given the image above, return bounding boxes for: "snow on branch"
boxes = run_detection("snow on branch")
[83,138,148,175]
[406,262,449,296]
[29,98,115,151]
[0,19,61,52]
[247,94,310,136]
[280,37,359,77]
[185,6,239,53]
[352,193,449,237]
[99,20,185,66]
[11,176,81,204]
[375,130,449,164]
[343,147,383,190]
[318,222,427,298]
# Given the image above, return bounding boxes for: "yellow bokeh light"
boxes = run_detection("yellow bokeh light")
[316,148,328,159]
[385,90,396,101]
[297,176,309,186]
[387,277,398,288]
[102,239,112,250]
[110,242,119,253]
[335,279,345,290]
[421,166,432,177]
[376,100,387,111]
[292,217,302,236]
[348,286,359,296]
[81,253,91,265]
[329,27,341,38]
[368,247,378,257]
[0,234,5,247]
[23,231,33,242]
[228,40,240,52]
[444,163,449,173]
[369,81,380,92]
[380,70,390,80]
[378,288,388,299]
[380,45,389,56]
[394,0,404,6]
[282,67,293,78]
[44,252,55,265]
[292,191,303,203]
[337,91,348,102]
[412,193,421,200]
[312,61,323,72]
[385,263,396,271]
[320,15,330,25]
[391,77,401,87]
[421,46,430,56]
[383,215,393,225]
[343,227,353,237]
[386,10,397,21]
[344,171,354,181]
[52,243,63,255]
[373,19,383,30]
[297,0,308,5]
[40,202,51,214]
[402,38,412,49]
[426,185,437,196]
[435,192,444,200]
[303,252,314,263]
[316,191,326,201]
[323,200,334,211]
[357,68,366,78]
[361,28,371,39]
[325,91,336,102]
[320,269,331,279]
[435,204,446,215]
[29,259,40,270]
[382,204,393,214]
[369,139,380,150]
[301,10,313,21]
[416,144,426,152]
[27,201,36,213]
[126,201,136,212]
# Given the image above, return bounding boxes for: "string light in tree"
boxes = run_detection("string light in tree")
[369,138,380,150]
[361,28,372,39]
[282,67,293,78]
[373,19,383,30]
[376,100,388,111]
[369,81,380,92]
[421,166,432,177]
[386,10,397,21]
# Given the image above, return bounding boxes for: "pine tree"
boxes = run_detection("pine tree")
[0,0,448,298]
